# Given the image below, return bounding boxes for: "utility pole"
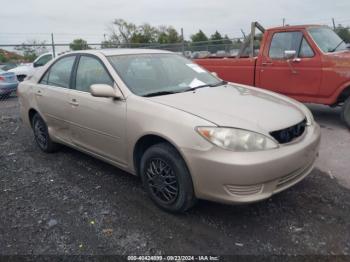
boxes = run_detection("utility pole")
[51,33,56,58]
[332,18,336,30]
[181,28,185,55]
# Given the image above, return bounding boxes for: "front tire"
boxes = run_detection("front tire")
[341,97,350,128]
[31,114,60,153]
[140,143,196,213]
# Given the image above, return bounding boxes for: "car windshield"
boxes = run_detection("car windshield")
[308,27,348,53]
[108,53,220,96]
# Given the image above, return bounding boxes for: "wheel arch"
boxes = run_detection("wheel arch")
[132,134,189,177]
[337,85,350,104]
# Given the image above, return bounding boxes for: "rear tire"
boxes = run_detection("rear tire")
[140,143,197,213]
[341,97,350,128]
[31,114,60,153]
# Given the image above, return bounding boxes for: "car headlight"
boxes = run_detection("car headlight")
[196,127,279,152]
[304,107,314,126]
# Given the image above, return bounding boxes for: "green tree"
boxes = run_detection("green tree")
[101,40,115,49]
[157,26,182,44]
[109,19,137,45]
[210,31,224,44]
[69,38,90,51]
[335,24,350,43]
[223,35,233,45]
[231,38,242,49]
[191,30,208,43]
[108,19,182,46]
[14,40,48,62]
[130,23,158,44]
[0,53,8,63]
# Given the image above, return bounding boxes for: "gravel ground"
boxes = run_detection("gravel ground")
[0,96,350,257]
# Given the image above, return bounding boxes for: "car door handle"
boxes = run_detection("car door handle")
[35,90,43,97]
[69,99,79,106]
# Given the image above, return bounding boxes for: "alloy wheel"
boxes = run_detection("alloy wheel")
[34,118,48,149]
[145,158,179,204]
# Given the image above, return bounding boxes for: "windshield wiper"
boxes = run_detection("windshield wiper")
[330,40,345,52]
[143,90,180,97]
[210,80,228,87]
[184,80,228,92]
[143,80,228,97]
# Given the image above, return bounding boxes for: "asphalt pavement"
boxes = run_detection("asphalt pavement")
[0,96,349,257]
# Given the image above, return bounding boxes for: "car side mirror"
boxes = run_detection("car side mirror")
[284,50,297,60]
[90,84,123,99]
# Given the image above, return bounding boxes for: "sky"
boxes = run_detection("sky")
[0,0,349,48]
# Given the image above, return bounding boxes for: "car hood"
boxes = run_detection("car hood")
[148,84,306,133]
[8,64,34,74]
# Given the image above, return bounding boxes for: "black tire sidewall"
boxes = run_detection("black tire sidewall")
[140,143,196,213]
[32,114,59,153]
[32,114,49,151]
[342,98,350,128]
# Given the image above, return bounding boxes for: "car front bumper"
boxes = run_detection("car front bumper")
[182,123,321,204]
[0,82,18,95]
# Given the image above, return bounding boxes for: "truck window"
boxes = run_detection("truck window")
[308,27,348,53]
[269,32,302,59]
[299,38,314,58]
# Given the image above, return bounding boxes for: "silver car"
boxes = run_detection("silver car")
[0,69,18,98]
[18,49,321,212]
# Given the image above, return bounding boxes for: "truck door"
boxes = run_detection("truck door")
[257,30,321,102]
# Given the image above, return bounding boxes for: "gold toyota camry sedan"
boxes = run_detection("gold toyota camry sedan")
[18,49,321,212]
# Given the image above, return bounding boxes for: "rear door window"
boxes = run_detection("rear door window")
[40,56,76,88]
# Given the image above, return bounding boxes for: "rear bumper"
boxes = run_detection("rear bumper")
[0,82,18,94]
[182,123,321,204]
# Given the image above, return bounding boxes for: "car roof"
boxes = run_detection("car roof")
[267,24,328,31]
[69,48,173,57]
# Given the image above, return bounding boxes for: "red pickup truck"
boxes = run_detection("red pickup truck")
[195,22,350,127]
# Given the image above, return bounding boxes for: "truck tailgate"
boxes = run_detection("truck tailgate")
[194,58,257,86]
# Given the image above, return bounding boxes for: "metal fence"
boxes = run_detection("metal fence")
[0,37,245,61]
[0,37,246,104]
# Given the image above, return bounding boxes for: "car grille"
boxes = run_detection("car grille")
[270,119,307,144]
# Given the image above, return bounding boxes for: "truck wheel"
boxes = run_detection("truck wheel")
[32,114,60,153]
[341,97,350,128]
[140,143,197,213]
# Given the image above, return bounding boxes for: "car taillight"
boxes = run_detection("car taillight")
[0,76,4,81]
